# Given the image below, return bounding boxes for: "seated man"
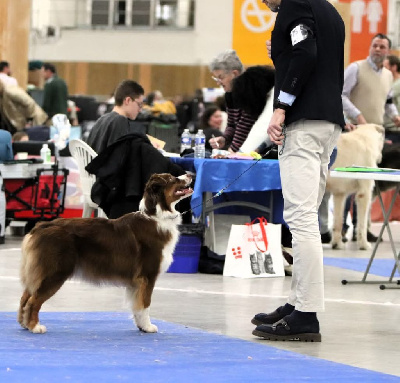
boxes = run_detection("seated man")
[87,80,147,153]
[86,79,189,221]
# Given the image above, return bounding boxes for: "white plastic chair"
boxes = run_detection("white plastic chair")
[68,139,106,218]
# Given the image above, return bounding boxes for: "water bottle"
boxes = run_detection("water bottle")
[180,129,192,153]
[40,143,51,163]
[194,129,206,158]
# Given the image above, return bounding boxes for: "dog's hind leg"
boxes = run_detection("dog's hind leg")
[332,193,347,249]
[18,289,31,328]
[129,276,158,333]
[24,276,67,334]
[355,182,373,250]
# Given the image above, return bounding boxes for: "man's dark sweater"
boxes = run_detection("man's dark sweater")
[271,0,345,127]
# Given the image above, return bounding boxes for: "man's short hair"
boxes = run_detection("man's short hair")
[386,55,400,72]
[209,50,244,74]
[372,33,392,49]
[42,62,57,74]
[114,80,145,106]
[0,61,9,72]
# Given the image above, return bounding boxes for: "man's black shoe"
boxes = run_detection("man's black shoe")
[251,304,294,326]
[320,231,331,244]
[367,230,382,243]
[252,315,321,342]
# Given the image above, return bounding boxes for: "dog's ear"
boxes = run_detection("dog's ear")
[143,174,167,215]
[147,174,167,194]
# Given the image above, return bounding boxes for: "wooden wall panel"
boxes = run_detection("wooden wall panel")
[0,0,31,89]
[334,2,351,68]
[138,64,152,95]
[86,63,136,96]
[51,62,219,99]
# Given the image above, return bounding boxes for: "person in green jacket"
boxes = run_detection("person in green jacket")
[41,62,68,120]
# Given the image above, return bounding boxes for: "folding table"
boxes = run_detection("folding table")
[330,168,400,289]
[169,157,284,252]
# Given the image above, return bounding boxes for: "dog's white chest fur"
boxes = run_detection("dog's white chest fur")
[155,211,181,273]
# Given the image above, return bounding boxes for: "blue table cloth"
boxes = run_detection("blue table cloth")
[171,157,283,219]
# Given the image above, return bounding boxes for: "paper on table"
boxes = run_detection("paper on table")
[333,166,397,172]
[147,134,166,149]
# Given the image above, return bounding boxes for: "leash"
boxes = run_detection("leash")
[178,143,278,218]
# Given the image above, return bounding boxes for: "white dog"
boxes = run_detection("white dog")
[326,124,385,250]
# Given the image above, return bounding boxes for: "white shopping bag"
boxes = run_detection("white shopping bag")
[223,217,285,278]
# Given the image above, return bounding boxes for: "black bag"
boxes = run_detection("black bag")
[198,246,225,275]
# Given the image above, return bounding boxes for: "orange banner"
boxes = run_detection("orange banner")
[340,0,388,63]
[232,0,275,66]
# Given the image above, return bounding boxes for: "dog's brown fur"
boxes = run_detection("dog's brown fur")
[326,124,385,250]
[18,173,192,334]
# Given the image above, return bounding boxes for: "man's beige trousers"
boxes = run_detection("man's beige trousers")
[279,120,341,312]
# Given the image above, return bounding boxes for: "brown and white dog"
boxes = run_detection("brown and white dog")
[326,124,385,250]
[18,173,193,334]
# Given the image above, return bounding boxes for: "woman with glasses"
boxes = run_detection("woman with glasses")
[209,50,257,153]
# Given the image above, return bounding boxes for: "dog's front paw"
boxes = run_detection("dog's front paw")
[30,323,47,334]
[358,240,371,250]
[332,241,345,250]
[139,323,158,333]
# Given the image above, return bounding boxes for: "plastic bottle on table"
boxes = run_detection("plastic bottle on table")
[194,129,205,159]
[180,129,192,153]
[40,143,51,163]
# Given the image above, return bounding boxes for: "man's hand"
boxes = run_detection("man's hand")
[266,40,272,59]
[268,109,286,145]
[343,123,356,131]
[209,136,226,149]
[356,114,367,125]
[392,115,400,127]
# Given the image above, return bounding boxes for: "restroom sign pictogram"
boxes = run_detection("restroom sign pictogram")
[241,0,276,33]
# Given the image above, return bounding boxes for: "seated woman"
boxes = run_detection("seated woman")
[199,106,226,152]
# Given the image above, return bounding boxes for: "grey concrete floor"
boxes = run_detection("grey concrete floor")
[1,219,400,377]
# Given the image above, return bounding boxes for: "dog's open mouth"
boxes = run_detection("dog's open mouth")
[175,187,193,196]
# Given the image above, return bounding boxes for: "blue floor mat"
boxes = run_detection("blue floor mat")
[0,312,398,382]
[324,257,400,277]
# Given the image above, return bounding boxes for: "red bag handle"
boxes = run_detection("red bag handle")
[246,217,269,253]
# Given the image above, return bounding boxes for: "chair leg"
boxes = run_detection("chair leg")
[82,203,94,218]
[97,208,107,218]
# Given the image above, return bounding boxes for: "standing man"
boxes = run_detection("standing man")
[0,61,18,87]
[342,34,400,128]
[41,62,68,119]
[341,34,400,243]
[252,0,345,342]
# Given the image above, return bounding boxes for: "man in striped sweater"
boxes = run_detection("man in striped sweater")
[209,50,257,152]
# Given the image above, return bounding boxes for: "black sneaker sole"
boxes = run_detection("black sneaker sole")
[252,329,321,342]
